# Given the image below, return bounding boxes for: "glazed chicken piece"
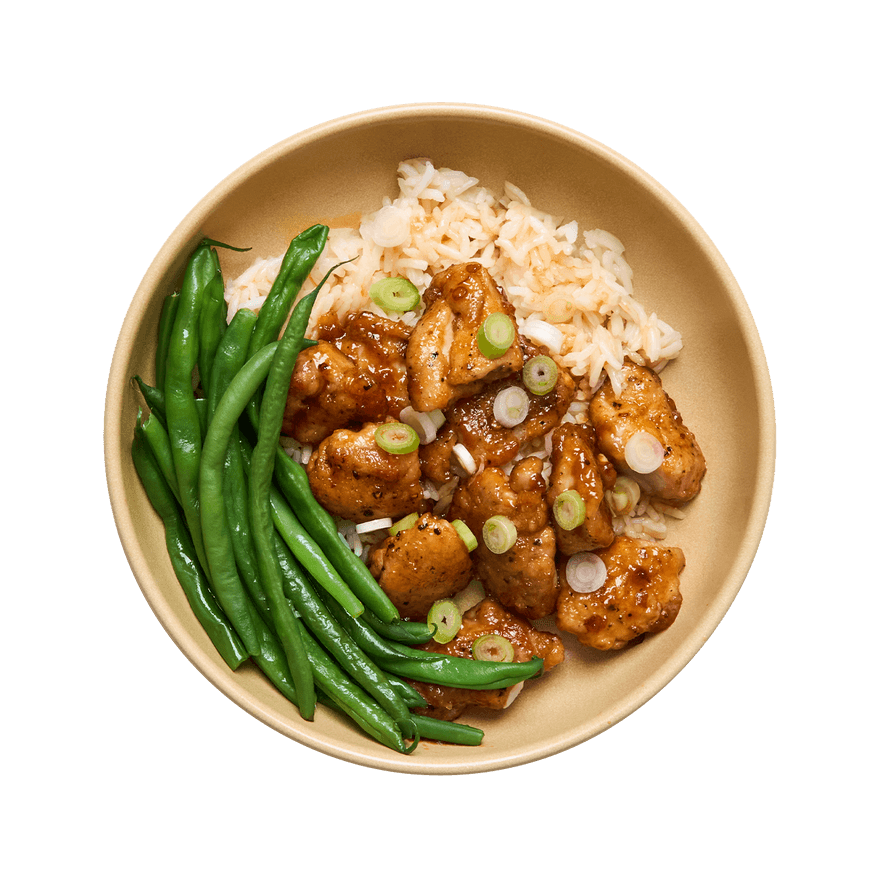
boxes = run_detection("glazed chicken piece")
[306,420,426,523]
[282,311,411,444]
[556,536,685,650]
[406,262,524,412]
[367,513,474,620]
[417,342,575,479]
[410,598,565,721]
[589,359,706,505]
[448,457,559,620]
[546,422,617,555]
[316,311,411,418]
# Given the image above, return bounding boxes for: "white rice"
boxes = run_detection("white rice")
[228,158,685,542]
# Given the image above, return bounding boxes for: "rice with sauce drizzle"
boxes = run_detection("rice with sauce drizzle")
[224,158,685,546]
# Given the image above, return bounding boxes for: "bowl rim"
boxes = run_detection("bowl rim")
[104,102,776,774]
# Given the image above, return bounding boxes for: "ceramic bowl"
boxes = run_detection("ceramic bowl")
[105,103,774,774]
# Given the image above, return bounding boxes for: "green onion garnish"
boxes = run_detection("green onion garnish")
[389,512,419,535]
[374,422,420,454]
[522,355,558,395]
[451,519,478,552]
[477,312,516,359]
[368,277,421,312]
[427,599,462,645]
[608,476,640,516]
[553,489,586,531]
[482,515,517,554]
[472,633,515,663]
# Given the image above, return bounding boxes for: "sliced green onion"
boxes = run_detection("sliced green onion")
[426,409,446,429]
[553,489,586,530]
[427,599,462,645]
[523,355,558,395]
[608,476,641,516]
[374,422,420,454]
[355,517,393,534]
[389,512,419,535]
[492,386,530,428]
[482,515,517,554]
[472,633,515,663]
[625,431,665,474]
[399,405,437,444]
[451,519,478,552]
[453,578,485,613]
[520,317,563,354]
[477,312,516,359]
[368,276,421,312]
[566,552,607,593]
[452,443,477,476]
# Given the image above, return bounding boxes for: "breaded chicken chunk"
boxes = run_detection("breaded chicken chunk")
[448,457,559,620]
[556,536,685,650]
[406,263,523,412]
[367,513,473,619]
[546,422,617,555]
[588,359,706,506]
[283,312,411,444]
[306,420,425,523]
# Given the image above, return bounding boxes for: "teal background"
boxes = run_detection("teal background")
[0,2,878,878]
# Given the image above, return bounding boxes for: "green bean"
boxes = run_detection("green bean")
[244,225,329,428]
[323,593,412,663]
[164,241,214,574]
[139,413,181,506]
[132,376,165,422]
[225,438,272,625]
[411,714,484,747]
[199,342,279,657]
[377,653,545,691]
[384,674,428,709]
[329,604,544,690]
[131,417,248,670]
[268,483,365,619]
[247,224,329,359]
[273,536,418,741]
[272,452,401,623]
[298,625,412,753]
[155,292,179,392]
[359,609,435,644]
[197,246,228,403]
[206,308,258,420]
[248,289,321,721]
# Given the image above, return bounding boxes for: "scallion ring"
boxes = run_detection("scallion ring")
[565,552,607,593]
[389,512,419,536]
[482,515,517,554]
[374,422,419,455]
[553,489,586,530]
[608,476,640,516]
[427,599,462,645]
[355,517,393,534]
[472,633,515,663]
[452,443,477,476]
[451,519,478,552]
[368,277,421,312]
[493,386,530,428]
[523,355,558,396]
[624,431,665,474]
[399,405,437,444]
[477,312,516,359]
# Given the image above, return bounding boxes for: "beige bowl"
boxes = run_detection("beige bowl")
[105,103,774,774]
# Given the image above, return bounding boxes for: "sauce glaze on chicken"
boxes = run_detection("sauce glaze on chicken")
[290,261,706,720]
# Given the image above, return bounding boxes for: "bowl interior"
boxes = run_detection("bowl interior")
[105,104,774,774]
